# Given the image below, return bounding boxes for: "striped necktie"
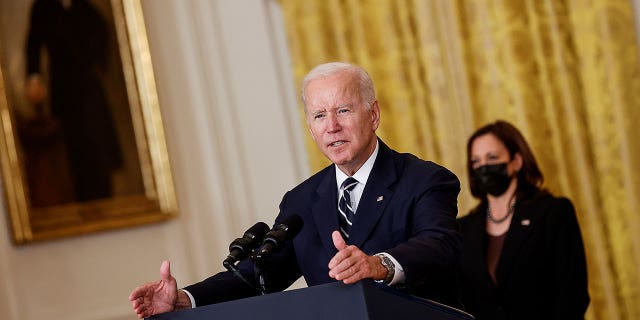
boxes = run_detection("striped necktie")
[338,177,358,239]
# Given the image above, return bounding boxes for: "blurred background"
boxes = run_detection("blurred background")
[0,1,638,319]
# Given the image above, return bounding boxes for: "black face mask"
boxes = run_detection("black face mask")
[472,163,512,196]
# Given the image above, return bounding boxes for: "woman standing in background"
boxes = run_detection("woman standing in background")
[457,120,589,320]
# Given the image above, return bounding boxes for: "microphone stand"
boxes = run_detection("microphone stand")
[223,260,262,294]
[253,259,268,295]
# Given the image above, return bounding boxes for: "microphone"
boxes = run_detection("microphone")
[251,214,304,264]
[223,222,270,269]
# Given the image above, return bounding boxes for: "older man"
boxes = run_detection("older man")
[130,62,461,318]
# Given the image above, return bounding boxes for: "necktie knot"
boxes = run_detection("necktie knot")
[341,177,358,193]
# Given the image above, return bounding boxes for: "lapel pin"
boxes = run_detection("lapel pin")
[377,195,384,202]
[521,219,530,226]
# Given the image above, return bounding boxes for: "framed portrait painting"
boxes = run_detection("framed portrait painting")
[0,0,176,244]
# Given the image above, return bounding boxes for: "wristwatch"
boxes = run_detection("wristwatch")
[375,253,395,285]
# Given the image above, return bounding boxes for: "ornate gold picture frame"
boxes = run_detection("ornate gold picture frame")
[0,0,176,244]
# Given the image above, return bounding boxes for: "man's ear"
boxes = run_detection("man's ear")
[370,100,380,130]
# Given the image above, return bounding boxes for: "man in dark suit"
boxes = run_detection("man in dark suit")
[129,62,461,318]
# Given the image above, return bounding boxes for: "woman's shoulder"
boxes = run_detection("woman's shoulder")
[520,189,571,205]
[521,190,577,220]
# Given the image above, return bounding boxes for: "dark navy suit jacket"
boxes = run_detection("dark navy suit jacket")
[185,140,462,307]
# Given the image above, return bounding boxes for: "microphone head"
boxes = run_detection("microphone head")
[244,222,270,241]
[277,214,303,240]
[226,222,271,262]
[262,214,304,246]
[251,214,304,264]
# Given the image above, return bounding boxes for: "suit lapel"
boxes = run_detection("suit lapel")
[311,166,341,256]
[348,141,396,248]
[496,199,538,283]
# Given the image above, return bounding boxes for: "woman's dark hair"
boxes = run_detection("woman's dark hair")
[466,120,544,199]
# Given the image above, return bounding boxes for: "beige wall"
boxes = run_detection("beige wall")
[0,1,308,319]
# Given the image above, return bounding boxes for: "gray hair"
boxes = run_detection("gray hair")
[301,62,376,111]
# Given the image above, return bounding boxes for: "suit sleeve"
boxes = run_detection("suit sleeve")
[549,198,590,318]
[386,165,461,286]
[182,268,255,306]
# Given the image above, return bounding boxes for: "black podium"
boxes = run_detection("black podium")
[148,280,474,320]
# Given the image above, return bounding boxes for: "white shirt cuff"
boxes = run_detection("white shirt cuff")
[180,289,196,308]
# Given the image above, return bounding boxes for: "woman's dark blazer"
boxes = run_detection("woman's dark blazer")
[457,192,590,320]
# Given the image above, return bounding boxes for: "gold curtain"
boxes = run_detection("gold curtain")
[280,0,640,319]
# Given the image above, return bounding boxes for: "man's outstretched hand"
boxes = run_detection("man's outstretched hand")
[328,231,387,284]
[129,260,182,319]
